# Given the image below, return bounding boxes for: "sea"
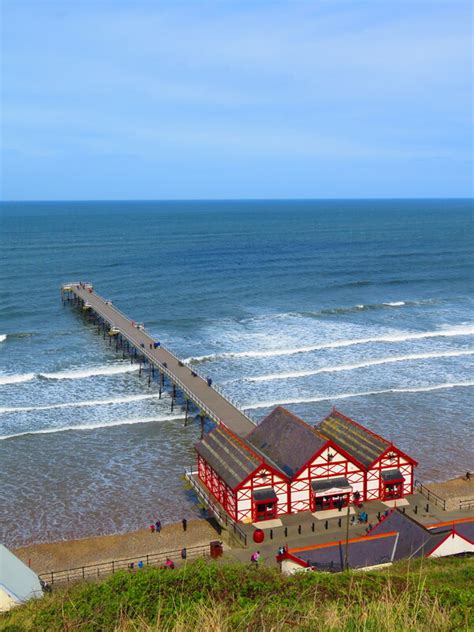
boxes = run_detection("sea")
[0,199,473,548]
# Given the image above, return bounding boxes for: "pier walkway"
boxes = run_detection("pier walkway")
[62,283,256,438]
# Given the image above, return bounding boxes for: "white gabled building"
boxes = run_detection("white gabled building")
[0,545,43,612]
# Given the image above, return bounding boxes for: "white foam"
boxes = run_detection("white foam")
[383,301,405,307]
[0,393,162,414]
[0,373,35,386]
[244,350,474,382]
[0,414,184,441]
[0,334,6,343]
[186,324,474,363]
[39,364,139,380]
[245,380,474,410]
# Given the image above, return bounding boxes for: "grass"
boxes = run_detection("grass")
[1,557,473,631]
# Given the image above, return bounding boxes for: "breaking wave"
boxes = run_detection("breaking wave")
[0,414,184,441]
[186,324,474,363]
[0,373,36,386]
[243,350,474,383]
[39,365,139,380]
[245,380,474,410]
[0,393,162,414]
[0,334,6,343]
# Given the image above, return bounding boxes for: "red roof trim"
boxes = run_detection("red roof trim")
[426,529,474,557]
[233,461,289,493]
[370,444,418,468]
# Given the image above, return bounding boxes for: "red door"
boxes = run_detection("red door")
[254,500,277,521]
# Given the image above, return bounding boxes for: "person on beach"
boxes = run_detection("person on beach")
[250,551,260,566]
[182,518,187,532]
[181,547,187,560]
[155,520,161,533]
[149,524,155,533]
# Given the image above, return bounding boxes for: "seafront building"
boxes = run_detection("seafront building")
[193,407,417,524]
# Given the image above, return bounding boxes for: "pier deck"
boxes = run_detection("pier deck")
[64,284,256,438]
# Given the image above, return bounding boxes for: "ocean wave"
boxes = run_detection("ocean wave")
[0,393,162,414]
[0,334,6,343]
[39,364,139,380]
[185,324,474,363]
[244,380,474,410]
[0,373,35,386]
[0,414,184,441]
[243,350,474,383]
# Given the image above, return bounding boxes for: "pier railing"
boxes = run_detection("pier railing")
[459,498,474,511]
[184,469,248,547]
[39,543,211,586]
[414,480,447,510]
[86,289,257,427]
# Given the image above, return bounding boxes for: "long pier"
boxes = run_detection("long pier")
[61,282,256,438]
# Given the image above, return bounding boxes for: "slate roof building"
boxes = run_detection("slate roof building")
[277,511,474,574]
[193,407,417,524]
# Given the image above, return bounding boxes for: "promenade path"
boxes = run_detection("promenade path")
[66,284,256,438]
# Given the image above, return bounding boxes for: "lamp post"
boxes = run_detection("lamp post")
[344,497,351,571]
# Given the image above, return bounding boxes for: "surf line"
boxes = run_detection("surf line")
[0,414,185,441]
[242,349,474,383]
[244,380,474,410]
[185,324,474,363]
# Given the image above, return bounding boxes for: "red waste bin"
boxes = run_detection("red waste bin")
[210,541,223,559]
[253,528,265,544]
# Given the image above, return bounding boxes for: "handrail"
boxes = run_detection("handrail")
[414,479,446,510]
[184,468,248,546]
[39,542,211,585]
[459,498,474,510]
[73,287,256,428]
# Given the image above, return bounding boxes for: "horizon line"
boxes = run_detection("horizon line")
[1,196,472,204]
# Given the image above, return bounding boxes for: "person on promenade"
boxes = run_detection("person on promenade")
[137,560,144,569]
[250,551,260,566]
[155,520,161,533]
[165,558,175,569]
[182,518,187,532]
[181,547,187,560]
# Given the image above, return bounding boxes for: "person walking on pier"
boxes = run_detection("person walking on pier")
[182,518,187,532]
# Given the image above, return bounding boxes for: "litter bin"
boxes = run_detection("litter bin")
[253,528,265,544]
[210,541,223,559]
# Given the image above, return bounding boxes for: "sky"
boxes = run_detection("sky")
[1,0,472,201]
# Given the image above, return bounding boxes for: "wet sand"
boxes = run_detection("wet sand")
[426,475,474,511]
[13,519,218,575]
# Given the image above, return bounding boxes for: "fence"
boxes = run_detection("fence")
[459,498,474,511]
[184,469,248,546]
[39,543,211,586]
[414,480,447,510]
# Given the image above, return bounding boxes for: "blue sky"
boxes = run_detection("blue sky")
[1,1,472,200]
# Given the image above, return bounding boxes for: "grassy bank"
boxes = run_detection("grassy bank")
[1,557,473,631]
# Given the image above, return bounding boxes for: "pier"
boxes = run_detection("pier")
[61,282,256,438]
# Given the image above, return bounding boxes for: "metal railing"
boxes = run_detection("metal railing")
[184,469,248,546]
[459,498,474,510]
[414,479,447,510]
[39,543,211,586]
[72,287,257,428]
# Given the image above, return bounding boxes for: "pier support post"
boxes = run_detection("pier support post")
[184,400,189,426]
[139,362,142,377]
[199,414,205,440]
[171,396,174,412]
[158,373,162,398]
[148,365,151,386]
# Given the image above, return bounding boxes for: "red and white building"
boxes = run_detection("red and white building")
[193,406,417,524]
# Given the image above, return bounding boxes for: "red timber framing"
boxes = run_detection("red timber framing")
[235,463,289,523]
[366,445,417,502]
[290,441,365,513]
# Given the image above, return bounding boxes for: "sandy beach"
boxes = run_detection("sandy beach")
[13,518,219,575]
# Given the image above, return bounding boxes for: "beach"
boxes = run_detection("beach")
[13,518,218,575]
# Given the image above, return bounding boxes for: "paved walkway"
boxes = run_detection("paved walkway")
[228,493,474,568]
[67,285,256,437]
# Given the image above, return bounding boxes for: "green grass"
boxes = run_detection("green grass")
[1,557,473,631]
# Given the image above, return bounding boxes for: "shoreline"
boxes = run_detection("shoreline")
[13,518,218,575]
[12,475,473,574]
